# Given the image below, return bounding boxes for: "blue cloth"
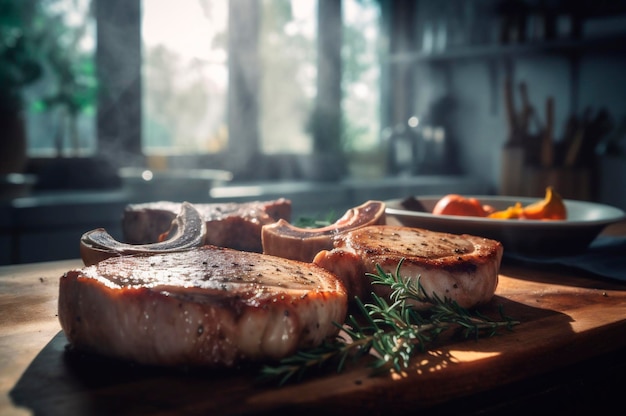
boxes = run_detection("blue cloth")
[504,236,626,281]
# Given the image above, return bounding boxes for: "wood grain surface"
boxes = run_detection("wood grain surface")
[1,256,626,416]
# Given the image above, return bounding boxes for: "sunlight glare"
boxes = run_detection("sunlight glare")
[142,0,227,63]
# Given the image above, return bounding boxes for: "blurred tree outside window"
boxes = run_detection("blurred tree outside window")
[23,0,97,157]
[342,0,381,154]
[142,0,228,155]
[141,0,381,158]
[259,0,317,154]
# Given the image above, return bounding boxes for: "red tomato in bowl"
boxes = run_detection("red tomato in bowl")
[432,194,491,217]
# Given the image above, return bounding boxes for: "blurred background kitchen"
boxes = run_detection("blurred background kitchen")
[1,0,625,264]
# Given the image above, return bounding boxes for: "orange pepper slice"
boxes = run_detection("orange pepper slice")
[488,187,567,220]
[488,202,524,219]
[521,186,567,220]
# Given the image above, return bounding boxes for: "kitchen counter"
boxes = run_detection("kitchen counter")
[0,175,488,265]
[1,223,625,415]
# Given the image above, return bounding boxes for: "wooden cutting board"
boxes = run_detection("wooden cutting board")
[1,259,626,415]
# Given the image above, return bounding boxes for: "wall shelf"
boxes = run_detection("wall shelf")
[387,31,626,124]
[388,33,626,65]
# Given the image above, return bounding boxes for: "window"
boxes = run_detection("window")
[342,0,381,153]
[22,0,384,182]
[142,0,228,155]
[258,0,318,154]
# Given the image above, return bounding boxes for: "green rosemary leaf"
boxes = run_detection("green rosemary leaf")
[293,211,336,228]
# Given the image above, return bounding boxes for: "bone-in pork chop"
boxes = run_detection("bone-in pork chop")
[122,199,292,252]
[262,200,386,263]
[58,245,347,367]
[313,225,502,309]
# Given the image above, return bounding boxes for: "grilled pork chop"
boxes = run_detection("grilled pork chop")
[81,202,207,266]
[313,225,502,309]
[58,245,347,367]
[122,199,292,252]
[262,200,386,263]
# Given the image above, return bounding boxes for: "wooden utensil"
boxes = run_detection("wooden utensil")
[564,107,593,167]
[503,75,518,146]
[541,96,554,167]
[518,81,532,135]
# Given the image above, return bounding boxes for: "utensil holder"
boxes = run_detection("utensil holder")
[524,167,591,201]
[500,147,525,196]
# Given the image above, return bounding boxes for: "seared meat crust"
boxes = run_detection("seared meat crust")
[122,199,292,252]
[59,245,347,367]
[313,225,502,309]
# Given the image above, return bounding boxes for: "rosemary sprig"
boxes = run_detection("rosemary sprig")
[259,259,520,385]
